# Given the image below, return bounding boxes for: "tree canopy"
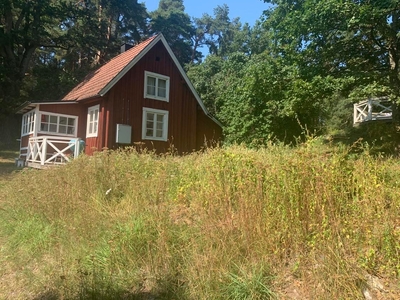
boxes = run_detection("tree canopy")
[189,0,400,145]
[2,0,399,147]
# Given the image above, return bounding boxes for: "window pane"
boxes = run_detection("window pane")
[146,120,154,130]
[41,124,49,132]
[147,113,154,121]
[67,126,74,135]
[93,121,98,134]
[50,116,57,124]
[49,124,57,132]
[147,77,156,96]
[156,114,163,122]
[156,121,163,130]
[158,79,166,89]
[156,129,163,138]
[59,125,67,134]
[42,115,49,122]
[68,118,75,126]
[93,110,99,121]
[147,85,156,96]
[158,79,166,98]
[146,128,154,136]
[59,117,67,125]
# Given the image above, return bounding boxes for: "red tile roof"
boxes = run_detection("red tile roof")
[61,35,157,101]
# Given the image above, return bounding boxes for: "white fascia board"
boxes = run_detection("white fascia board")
[17,101,78,114]
[98,33,222,128]
[157,35,223,128]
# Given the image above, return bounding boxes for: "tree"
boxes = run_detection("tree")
[0,0,76,114]
[186,54,224,115]
[202,5,253,58]
[149,0,195,65]
[88,0,148,65]
[260,0,400,138]
[0,0,150,114]
[262,0,400,98]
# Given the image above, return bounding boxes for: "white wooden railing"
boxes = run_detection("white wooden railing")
[26,136,83,167]
[354,98,392,124]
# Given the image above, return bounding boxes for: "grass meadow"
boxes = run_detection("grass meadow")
[0,140,399,299]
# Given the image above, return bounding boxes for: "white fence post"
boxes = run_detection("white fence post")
[42,137,47,165]
[367,99,372,121]
[74,139,79,158]
[353,104,357,124]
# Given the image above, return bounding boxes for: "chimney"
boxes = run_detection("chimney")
[120,44,133,53]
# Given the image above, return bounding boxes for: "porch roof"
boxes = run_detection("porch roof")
[16,100,77,114]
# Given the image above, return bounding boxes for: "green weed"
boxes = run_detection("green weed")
[0,143,399,299]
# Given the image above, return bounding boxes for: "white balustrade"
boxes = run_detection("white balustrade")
[26,136,83,167]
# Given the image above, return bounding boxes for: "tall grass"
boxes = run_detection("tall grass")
[0,141,399,299]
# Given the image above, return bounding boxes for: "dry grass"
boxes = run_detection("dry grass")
[0,141,399,299]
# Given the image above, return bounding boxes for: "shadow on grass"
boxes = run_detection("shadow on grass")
[33,289,181,300]
[0,149,20,178]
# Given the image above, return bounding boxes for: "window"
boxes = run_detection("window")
[39,113,77,136]
[144,71,170,101]
[142,108,169,141]
[22,111,36,136]
[87,105,100,137]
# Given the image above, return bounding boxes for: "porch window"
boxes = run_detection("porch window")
[87,104,99,137]
[144,71,169,102]
[142,107,169,141]
[39,113,77,136]
[22,111,36,136]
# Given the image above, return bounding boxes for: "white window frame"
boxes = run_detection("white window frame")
[21,110,36,136]
[38,112,78,137]
[86,104,100,138]
[144,71,170,102]
[142,107,169,141]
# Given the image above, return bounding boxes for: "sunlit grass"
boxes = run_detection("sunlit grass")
[0,141,399,299]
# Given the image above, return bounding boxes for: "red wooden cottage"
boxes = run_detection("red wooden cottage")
[17,34,222,168]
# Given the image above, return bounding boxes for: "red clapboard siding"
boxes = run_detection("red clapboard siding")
[39,103,86,139]
[196,108,223,149]
[105,40,207,153]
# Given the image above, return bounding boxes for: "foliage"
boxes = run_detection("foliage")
[0,0,74,113]
[262,0,400,107]
[1,144,400,298]
[0,0,148,113]
[188,0,400,144]
[3,0,400,146]
[149,0,195,65]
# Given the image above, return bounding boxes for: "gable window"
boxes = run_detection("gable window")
[39,113,77,136]
[144,71,169,102]
[142,107,169,141]
[22,111,36,136]
[87,104,100,138]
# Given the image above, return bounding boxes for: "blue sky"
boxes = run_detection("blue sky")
[142,0,272,27]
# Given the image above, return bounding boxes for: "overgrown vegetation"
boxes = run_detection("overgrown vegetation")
[1,142,399,299]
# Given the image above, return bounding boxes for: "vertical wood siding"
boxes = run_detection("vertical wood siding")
[196,109,223,149]
[39,103,86,138]
[106,41,221,153]
[20,40,222,158]
[81,98,105,155]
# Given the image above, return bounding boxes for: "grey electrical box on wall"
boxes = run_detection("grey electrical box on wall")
[116,124,132,144]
